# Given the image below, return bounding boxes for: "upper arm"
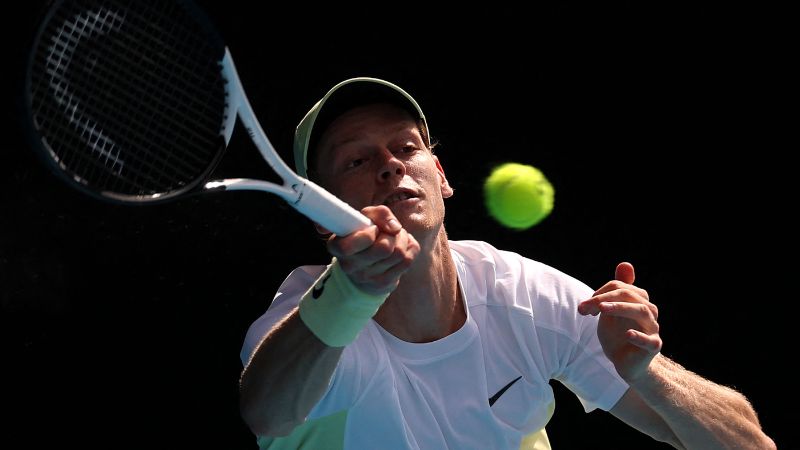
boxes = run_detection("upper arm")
[609,388,683,448]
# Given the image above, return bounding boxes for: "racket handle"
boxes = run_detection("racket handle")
[293,180,372,236]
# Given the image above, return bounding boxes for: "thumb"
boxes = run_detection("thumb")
[615,262,635,285]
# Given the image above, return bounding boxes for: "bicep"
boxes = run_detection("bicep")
[609,388,682,448]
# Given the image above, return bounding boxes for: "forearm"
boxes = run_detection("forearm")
[239,308,343,437]
[631,354,775,449]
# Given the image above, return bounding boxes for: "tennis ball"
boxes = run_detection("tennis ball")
[484,163,554,230]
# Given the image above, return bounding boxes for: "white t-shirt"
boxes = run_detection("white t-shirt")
[241,240,629,449]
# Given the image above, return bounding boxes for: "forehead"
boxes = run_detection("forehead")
[316,103,421,154]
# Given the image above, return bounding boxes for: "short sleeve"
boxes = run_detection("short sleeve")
[555,311,630,412]
[240,265,325,366]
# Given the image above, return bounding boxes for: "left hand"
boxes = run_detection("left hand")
[578,262,662,382]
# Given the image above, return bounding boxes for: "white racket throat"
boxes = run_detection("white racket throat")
[204,49,371,235]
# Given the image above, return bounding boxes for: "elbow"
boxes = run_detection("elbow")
[758,435,777,450]
[239,395,302,438]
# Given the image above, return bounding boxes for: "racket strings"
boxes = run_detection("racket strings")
[30,0,228,198]
[107,1,224,180]
[37,7,130,186]
[31,5,209,192]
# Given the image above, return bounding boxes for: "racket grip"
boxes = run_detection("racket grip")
[293,180,372,236]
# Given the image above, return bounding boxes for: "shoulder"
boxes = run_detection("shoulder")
[449,240,594,312]
[449,239,536,276]
[449,240,588,291]
[449,239,554,273]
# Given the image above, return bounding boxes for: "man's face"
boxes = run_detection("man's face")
[313,103,453,237]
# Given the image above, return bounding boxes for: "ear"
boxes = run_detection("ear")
[433,155,454,199]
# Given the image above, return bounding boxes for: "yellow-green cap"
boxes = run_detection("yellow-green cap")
[293,77,429,178]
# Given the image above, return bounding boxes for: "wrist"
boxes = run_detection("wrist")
[298,258,389,347]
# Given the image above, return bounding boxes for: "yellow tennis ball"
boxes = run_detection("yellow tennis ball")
[484,163,554,230]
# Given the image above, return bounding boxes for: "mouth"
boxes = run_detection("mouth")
[383,189,419,206]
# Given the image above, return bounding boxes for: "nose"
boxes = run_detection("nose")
[377,148,405,182]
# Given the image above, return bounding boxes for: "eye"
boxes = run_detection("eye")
[346,158,365,169]
[398,144,419,154]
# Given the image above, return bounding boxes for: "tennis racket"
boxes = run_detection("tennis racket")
[23,0,371,236]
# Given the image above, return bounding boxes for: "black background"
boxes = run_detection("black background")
[1,2,790,448]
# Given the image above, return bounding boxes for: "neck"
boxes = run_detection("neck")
[373,228,465,343]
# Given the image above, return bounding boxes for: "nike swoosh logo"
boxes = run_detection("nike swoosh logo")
[312,273,332,299]
[489,376,522,406]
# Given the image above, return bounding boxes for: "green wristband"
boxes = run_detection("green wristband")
[298,258,389,347]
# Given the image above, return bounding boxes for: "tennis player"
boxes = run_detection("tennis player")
[239,78,774,449]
